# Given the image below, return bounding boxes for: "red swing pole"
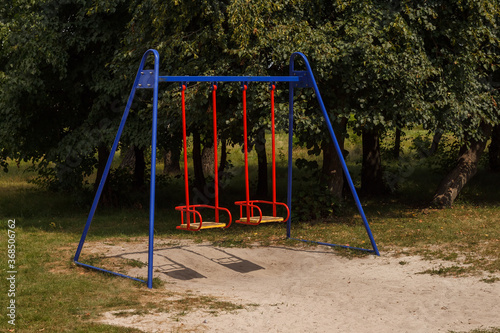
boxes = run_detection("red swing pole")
[212,83,220,222]
[270,84,277,217]
[181,84,191,227]
[242,84,251,222]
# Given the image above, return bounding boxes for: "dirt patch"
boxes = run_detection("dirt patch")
[79,240,500,333]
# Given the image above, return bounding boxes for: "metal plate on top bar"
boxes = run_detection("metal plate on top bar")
[137,70,156,89]
[290,70,314,88]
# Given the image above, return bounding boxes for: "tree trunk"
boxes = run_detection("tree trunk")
[133,146,145,190]
[202,143,215,178]
[321,118,347,200]
[119,145,135,170]
[393,127,401,159]
[361,127,388,195]
[432,123,492,207]
[219,139,227,174]
[95,144,113,205]
[321,140,343,200]
[192,129,206,192]
[163,148,181,175]
[429,131,443,156]
[255,128,268,199]
[489,125,500,172]
[117,145,145,190]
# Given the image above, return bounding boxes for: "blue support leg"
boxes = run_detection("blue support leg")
[74,71,138,263]
[74,49,162,287]
[287,81,295,239]
[288,52,380,256]
[147,50,160,289]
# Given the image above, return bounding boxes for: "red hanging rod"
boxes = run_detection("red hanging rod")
[235,83,289,225]
[181,84,190,226]
[176,83,232,231]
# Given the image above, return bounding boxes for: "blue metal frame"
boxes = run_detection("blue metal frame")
[160,76,301,83]
[74,49,379,290]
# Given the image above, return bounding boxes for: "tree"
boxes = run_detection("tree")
[432,123,493,207]
[490,125,500,172]
[228,0,438,197]
[0,0,132,194]
[116,0,238,200]
[404,0,500,207]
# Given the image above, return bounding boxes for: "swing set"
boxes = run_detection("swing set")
[74,49,380,289]
[175,81,289,230]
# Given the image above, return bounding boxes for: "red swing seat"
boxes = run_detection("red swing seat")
[176,205,232,231]
[235,200,290,225]
[235,84,290,226]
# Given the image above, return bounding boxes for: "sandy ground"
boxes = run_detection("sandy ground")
[88,240,500,333]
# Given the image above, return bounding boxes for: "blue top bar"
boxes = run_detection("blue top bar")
[158,76,300,83]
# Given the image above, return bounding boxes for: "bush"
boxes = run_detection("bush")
[292,158,340,221]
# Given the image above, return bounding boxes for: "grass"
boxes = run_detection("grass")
[450,329,500,333]
[103,294,246,320]
[0,131,499,332]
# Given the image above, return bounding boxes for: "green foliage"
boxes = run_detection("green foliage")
[0,0,131,189]
[293,186,339,221]
[292,158,340,221]
[412,135,462,175]
[0,153,7,173]
[404,0,500,142]
[106,167,149,206]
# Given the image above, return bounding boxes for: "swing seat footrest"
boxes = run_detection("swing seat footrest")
[177,222,227,230]
[236,216,284,224]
